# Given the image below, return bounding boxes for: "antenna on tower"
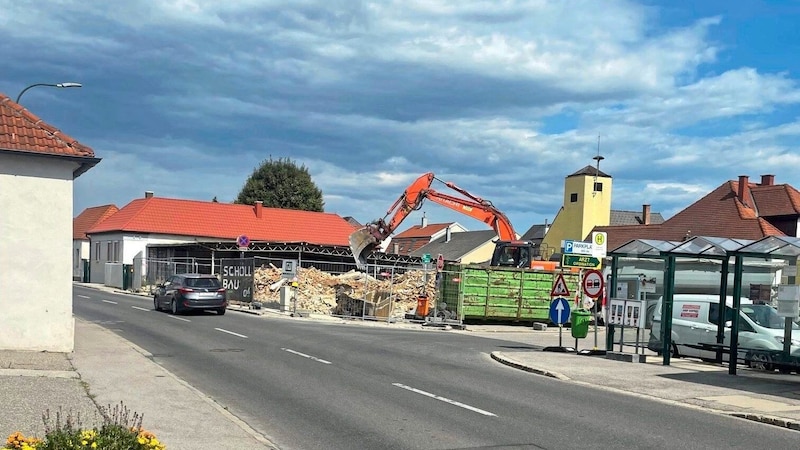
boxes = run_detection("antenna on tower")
[592,134,604,197]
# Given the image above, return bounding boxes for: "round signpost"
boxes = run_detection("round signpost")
[582,269,604,298]
[236,234,250,250]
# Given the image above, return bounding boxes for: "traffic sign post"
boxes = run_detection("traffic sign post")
[436,253,444,272]
[543,297,576,353]
[582,269,604,298]
[561,254,601,269]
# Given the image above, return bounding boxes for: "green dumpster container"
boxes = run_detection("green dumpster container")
[571,309,592,339]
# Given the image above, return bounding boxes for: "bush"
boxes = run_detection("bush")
[4,402,165,450]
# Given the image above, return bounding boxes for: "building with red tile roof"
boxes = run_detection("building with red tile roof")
[84,192,360,285]
[0,92,101,352]
[386,218,468,256]
[73,204,119,281]
[594,174,797,251]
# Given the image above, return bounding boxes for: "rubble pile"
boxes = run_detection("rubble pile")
[252,264,437,318]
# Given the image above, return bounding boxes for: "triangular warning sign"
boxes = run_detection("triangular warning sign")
[550,273,571,297]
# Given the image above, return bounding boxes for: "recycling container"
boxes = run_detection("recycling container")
[571,308,592,339]
[416,294,430,318]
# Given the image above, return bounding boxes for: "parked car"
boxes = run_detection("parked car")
[153,274,227,315]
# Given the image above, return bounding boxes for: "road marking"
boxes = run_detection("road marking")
[215,328,248,339]
[281,348,332,364]
[168,315,191,322]
[78,295,91,299]
[102,299,118,304]
[392,383,497,417]
[131,306,151,312]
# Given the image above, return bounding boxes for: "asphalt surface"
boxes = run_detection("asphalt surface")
[1,282,799,449]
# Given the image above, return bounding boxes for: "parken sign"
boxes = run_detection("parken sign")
[220,258,254,302]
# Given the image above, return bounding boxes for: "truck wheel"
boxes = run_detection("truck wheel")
[746,351,773,371]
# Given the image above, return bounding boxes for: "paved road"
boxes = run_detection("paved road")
[74,285,799,449]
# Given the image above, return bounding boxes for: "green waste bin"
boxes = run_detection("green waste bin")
[570,308,592,339]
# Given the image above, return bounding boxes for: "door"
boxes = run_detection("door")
[674,301,712,358]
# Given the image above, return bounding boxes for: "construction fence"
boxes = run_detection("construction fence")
[130,256,462,323]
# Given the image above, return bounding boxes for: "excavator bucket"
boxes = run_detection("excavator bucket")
[349,226,379,270]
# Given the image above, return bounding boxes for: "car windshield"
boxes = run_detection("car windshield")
[742,304,799,330]
[184,277,221,288]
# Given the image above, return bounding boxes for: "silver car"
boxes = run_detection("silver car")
[154,274,227,315]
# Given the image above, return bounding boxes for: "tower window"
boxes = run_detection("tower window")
[594,182,603,192]
[570,193,578,202]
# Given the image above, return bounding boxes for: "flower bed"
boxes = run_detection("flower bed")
[4,403,165,450]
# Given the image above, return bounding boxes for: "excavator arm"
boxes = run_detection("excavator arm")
[349,172,519,268]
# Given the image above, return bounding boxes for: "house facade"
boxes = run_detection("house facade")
[73,204,118,281]
[387,218,468,256]
[0,94,99,351]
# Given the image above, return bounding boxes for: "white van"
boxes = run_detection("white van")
[647,294,800,371]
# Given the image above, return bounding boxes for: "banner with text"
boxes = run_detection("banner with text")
[220,258,254,303]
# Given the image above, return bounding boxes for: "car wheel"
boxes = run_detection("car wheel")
[216,308,226,316]
[153,296,161,312]
[746,351,773,371]
[171,299,180,315]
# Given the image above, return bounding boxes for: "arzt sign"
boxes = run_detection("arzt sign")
[221,258,254,302]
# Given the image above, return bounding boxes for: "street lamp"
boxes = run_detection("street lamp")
[15,82,83,104]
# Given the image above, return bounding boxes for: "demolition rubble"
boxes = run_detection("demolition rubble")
[249,264,437,319]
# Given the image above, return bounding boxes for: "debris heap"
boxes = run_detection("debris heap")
[251,265,437,318]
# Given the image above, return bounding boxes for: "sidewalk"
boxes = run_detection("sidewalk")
[1,284,798,450]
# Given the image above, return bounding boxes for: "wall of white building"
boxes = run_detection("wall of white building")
[0,152,78,352]
[88,232,194,285]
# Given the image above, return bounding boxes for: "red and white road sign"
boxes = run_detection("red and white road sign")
[582,269,604,298]
[436,253,445,272]
[551,273,570,297]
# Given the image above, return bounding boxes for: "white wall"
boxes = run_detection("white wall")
[72,239,88,280]
[88,232,194,285]
[0,152,78,352]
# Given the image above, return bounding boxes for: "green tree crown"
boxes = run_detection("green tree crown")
[235,157,324,212]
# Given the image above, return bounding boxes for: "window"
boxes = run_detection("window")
[75,249,80,268]
[708,303,734,326]
[113,241,120,263]
[593,182,603,192]
[95,243,100,261]
[107,242,112,261]
[570,193,578,202]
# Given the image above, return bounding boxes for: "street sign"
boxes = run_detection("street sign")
[550,273,570,297]
[221,258,253,302]
[436,253,444,272]
[236,234,250,250]
[549,297,571,325]
[422,253,431,264]
[582,269,604,298]
[592,232,607,258]
[564,240,593,255]
[561,254,601,269]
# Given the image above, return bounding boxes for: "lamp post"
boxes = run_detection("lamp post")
[15,82,82,104]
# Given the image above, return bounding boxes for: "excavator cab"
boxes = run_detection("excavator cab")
[490,241,536,268]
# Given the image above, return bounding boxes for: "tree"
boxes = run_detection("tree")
[236,157,324,211]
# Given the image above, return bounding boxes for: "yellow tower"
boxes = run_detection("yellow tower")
[540,166,612,259]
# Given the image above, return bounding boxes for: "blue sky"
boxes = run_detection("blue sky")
[3,1,800,237]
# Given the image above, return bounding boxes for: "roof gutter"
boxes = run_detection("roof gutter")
[0,147,101,179]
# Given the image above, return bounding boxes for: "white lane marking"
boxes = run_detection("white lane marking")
[78,295,90,299]
[392,383,497,417]
[281,348,332,364]
[215,328,248,339]
[168,315,191,322]
[102,299,118,304]
[132,306,151,312]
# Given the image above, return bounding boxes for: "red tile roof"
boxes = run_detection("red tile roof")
[597,179,787,251]
[73,205,119,240]
[85,196,357,246]
[395,223,452,238]
[0,93,95,158]
[750,184,800,216]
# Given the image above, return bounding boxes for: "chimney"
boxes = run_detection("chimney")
[254,201,263,218]
[642,204,651,225]
[446,226,452,243]
[760,174,775,186]
[738,175,749,203]
[144,191,154,199]
[421,212,427,228]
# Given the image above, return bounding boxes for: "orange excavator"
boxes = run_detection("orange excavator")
[350,172,546,270]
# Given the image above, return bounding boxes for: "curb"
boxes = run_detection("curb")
[730,412,800,431]
[490,352,570,380]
